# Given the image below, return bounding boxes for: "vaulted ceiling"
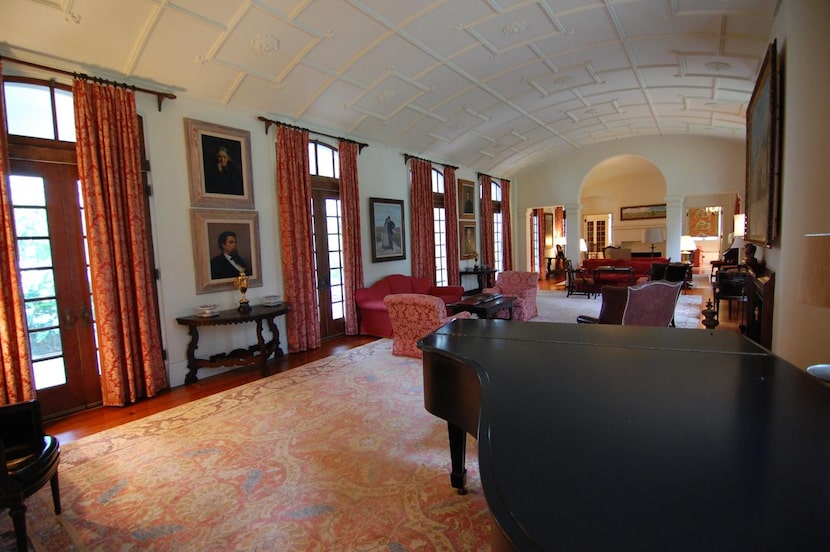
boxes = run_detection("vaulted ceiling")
[0,0,777,177]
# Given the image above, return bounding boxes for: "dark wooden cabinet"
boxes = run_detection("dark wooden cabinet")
[743,267,775,349]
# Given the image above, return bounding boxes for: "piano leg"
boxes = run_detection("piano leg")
[448,422,468,494]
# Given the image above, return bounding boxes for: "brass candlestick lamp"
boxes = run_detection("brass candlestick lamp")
[235,270,252,313]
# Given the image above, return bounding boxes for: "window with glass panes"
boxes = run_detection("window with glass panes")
[431,168,448,285]
[530,211,540,273]
[492,180,503,273]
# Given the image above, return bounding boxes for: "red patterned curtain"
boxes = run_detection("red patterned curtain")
[338,140,363,335]
[73,78,167,406]
[0,61,35,404]
[444,167,460,285]
[409,158,435,282]
[276,125,320,352]
[535,208,545,274]
[501,179,513,271]
[480,175,494,269]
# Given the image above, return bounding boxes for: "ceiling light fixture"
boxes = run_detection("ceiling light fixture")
[705,61,731,72]
[250,34,280,56]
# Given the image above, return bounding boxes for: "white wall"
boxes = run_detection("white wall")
[511,136,745,270]
[768,0,830,369]
[136,95,478,386]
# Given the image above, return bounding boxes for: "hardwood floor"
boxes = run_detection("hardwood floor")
[46,267,742,446]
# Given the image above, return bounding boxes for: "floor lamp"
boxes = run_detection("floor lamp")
[642,228,664,258]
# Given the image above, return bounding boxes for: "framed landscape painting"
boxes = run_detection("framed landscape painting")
[620,204,666,221]
[745,40,780,247]
[369,198,406,262]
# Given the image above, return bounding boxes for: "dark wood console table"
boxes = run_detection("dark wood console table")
[176,303,289,384]
[419,319,830,550]
[459,267,497,295]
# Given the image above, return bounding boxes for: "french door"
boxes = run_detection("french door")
[311,188,346,339]
[10,159,102,417]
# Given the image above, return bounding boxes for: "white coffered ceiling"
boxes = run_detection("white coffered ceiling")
[0,0,777,177]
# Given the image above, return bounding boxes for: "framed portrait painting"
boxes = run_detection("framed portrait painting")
[185,118,254,209]
[190,209,262,294]
[460,221,477,259]
[458,179,475,220]
[369,198,406,262]
[745,40,780,247]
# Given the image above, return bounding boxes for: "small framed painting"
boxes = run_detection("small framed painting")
[191,209,262,294]
[185,118,254,209]
[369,197,406,262]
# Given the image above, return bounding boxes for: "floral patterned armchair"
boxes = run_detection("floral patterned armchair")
[383,294,472,358]
[482,270,539,321]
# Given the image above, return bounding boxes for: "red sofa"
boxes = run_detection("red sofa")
[355,274,464,337]
[581,257,671,286]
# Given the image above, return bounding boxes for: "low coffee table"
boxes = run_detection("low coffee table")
[447,294,516,320]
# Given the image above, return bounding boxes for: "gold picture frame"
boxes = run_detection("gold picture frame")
[185,118,254,209]
[190,209,262,294]
[458,179,475,220]
[745,41,780,247]
[460,221,477,259]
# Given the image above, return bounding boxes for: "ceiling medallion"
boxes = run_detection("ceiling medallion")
[250,34,280,56]
[502,21,528,36]
[705,61,731,72]
[377,90,396,105]
[554,76,574,86]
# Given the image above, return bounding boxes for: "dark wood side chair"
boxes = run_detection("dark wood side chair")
[565,259,595,298]
[0,400,61,552]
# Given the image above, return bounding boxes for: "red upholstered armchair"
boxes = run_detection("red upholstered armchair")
[355,274,464,337]
[383,294,472,358]
[483,271,539,321]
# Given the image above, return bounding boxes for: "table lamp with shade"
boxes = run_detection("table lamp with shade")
[680,235,697,264]
[579,238,588,260]
[642,228,665,258]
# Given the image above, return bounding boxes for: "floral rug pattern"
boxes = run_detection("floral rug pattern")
[0,340,489,551]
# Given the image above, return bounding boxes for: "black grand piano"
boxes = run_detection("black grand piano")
[418,319,830,550]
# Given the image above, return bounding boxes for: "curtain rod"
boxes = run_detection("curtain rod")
[403,153,458,171]
[0,55,176,112]
[477,171,508,182]
[257,116,368,152]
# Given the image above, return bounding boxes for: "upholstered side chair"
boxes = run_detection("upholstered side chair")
[1,399,61,552]
[576,285,628,324]
[621,280,684,327]
[482,271,539,320]
[384,294,472,358]
[565,260,595,298]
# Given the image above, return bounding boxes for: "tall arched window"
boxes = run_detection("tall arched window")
[491,180,503,273]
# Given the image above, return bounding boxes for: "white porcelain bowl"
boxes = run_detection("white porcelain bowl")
[197,304,218,314]
[263,295,281,305]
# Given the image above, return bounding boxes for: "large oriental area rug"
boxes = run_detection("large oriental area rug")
[1,341,489,551]
[532,289,703,328]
